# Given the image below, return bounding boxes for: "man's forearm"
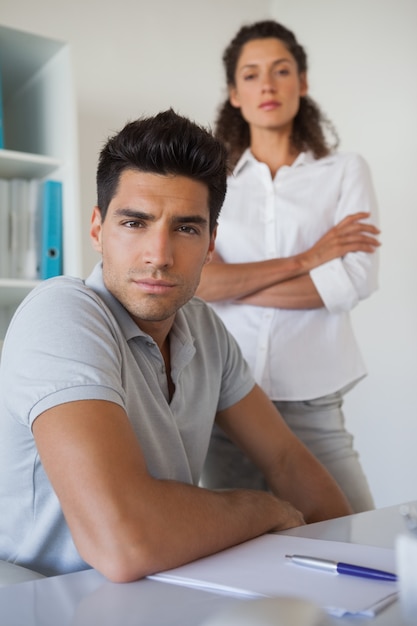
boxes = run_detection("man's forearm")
[76,481,305,584]
[265,447,353,524]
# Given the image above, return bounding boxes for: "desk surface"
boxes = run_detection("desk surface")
[0,501,415,626]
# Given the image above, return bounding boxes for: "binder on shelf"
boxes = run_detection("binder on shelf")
[39,180,63,279]
[0,179,10,277]
[1,178,41,281]
[25,179,41,280]
[0,68,4,149]
[9,178,30,279]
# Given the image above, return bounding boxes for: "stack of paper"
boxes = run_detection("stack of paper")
[149,535,398,618]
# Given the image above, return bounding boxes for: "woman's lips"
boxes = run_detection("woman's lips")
[259,101,281,111]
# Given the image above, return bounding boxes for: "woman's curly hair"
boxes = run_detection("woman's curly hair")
[215,20,339,168]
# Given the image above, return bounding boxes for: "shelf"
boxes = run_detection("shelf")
[0,25,63,99]
[0,24,81,339]
[0,279,40,307]
[0,149,61,179]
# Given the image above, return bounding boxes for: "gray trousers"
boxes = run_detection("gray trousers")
[200,388,375,514]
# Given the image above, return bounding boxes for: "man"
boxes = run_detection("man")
[0,110,351,583]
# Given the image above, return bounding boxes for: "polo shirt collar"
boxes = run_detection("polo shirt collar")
[85,263,144,341]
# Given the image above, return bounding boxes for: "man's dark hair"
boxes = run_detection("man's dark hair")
[96,109,227,233]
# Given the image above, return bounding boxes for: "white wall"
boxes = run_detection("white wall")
[1,0,416,508]
[271,0,417,509]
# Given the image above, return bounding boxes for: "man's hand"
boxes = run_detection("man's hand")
[267,498,306,532]
[217,386,353,525]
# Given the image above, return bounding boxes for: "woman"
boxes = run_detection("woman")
[197,20,380,512]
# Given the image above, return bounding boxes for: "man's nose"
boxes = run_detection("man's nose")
[143,228,174,268]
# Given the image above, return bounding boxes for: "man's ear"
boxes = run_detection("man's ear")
[205,226,217,264]
[90,206,103,253]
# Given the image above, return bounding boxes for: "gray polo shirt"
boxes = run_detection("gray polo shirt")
[0,263,254,576]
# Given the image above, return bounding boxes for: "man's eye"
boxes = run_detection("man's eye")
[178,225,197,234]
[123,220,142,228]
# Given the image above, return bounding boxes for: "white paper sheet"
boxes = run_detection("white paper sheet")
[149,535,398,617]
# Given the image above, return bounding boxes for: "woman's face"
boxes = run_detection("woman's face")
[229,37,307,134]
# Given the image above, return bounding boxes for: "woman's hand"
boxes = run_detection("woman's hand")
[301,212,380,270]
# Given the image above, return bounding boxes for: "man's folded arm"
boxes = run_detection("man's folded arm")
[33,399,305,583]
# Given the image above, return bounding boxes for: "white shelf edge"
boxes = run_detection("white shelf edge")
[0,149,62,178]
[0,279,40,306]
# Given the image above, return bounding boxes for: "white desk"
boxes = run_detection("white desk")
[0,501,415,625]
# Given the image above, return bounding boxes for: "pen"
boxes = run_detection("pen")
[285,554,397,582]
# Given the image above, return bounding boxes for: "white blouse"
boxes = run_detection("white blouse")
[210,149,379,400]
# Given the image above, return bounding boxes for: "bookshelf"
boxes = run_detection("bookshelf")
[0,24,81,338]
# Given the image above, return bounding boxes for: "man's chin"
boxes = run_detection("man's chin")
[128,303,179,324]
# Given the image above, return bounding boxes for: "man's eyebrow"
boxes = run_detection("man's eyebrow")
[113,208,152,220]
[113,208,208,226]
[171,214,208,227]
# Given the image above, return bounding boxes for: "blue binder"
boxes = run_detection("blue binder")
[40,180,63,279]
